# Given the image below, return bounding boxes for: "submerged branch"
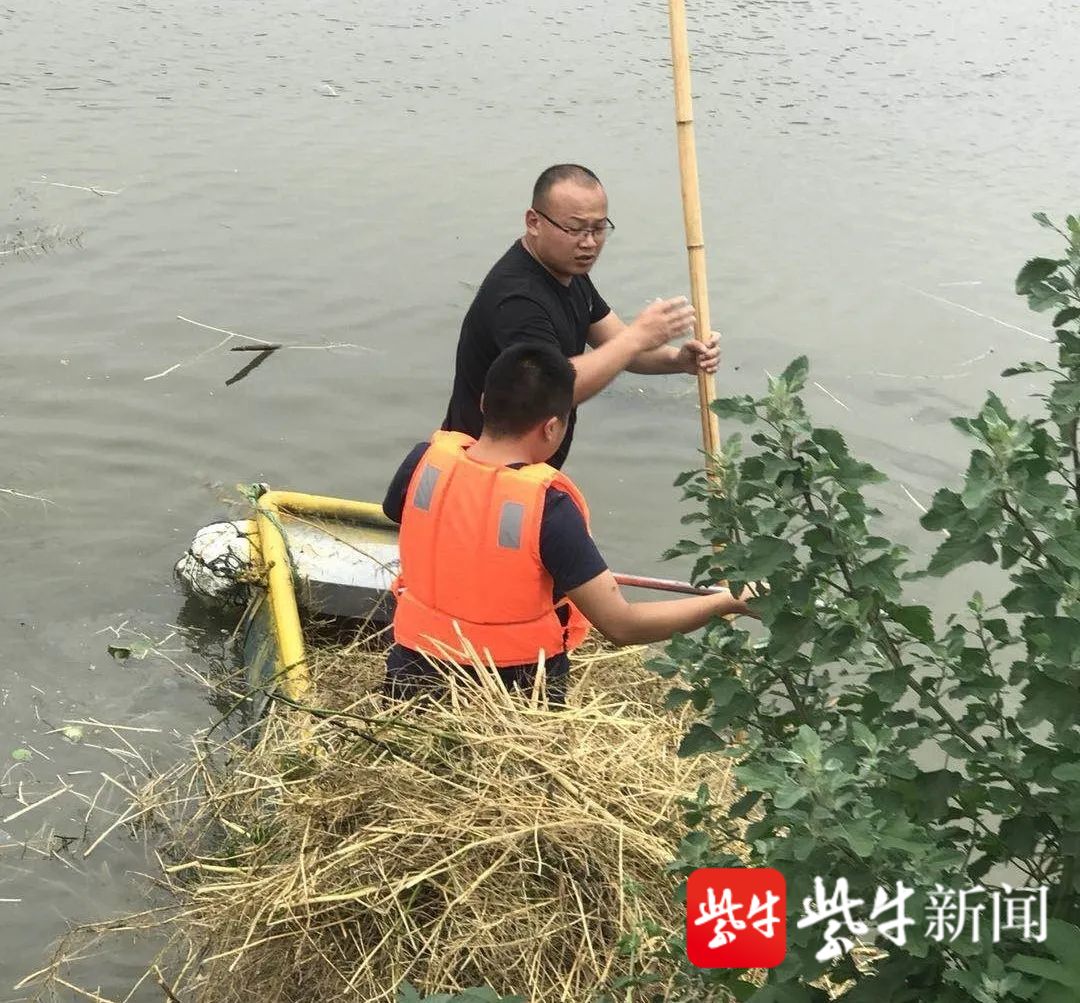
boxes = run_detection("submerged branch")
[143,315,373,382]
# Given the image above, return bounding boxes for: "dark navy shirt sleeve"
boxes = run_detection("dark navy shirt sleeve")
[539,487,608,596]
[382,442,429,524]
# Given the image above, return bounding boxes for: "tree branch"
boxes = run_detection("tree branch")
[1069,417,1080,507]
[1000,494,1070,579]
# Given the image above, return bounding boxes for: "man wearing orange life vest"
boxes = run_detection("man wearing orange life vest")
[382,344,756,703]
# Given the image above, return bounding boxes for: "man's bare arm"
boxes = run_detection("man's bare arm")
[567,569,756,646]
[588,311,721,377]
[569,329,653,403]
[588,312,679,375]
[567,297,696,404]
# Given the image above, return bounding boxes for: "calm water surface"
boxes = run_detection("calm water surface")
[1,0,1077,994]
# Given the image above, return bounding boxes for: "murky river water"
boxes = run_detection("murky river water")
[1,0,1077,994]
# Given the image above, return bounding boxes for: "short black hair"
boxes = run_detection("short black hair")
[532,164,602,211]
[482,344,575,437]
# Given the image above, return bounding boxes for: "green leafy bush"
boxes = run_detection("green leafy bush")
[629,214,1080,1002]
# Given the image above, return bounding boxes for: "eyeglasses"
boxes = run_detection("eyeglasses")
[533,207,615,240]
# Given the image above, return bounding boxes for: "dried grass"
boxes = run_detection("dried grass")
[31,640,733,1003]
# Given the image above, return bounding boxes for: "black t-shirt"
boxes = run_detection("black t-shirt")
[382,442,608,676]
[442,240,611,470]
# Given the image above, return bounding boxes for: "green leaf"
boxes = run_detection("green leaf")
[961,450,1000,510]
[842,827,876,858]
[761,455,802,484]
[755,508,788,535]
[656,539,699,561]
[810,427,849,463]
[868,669,908,704]
[998,814,1040,856]
[725,979,763,1002]
[1044,533,1080,571]
[1003,361,1052,377]
[745,982,823,1002]
[910,770,964,821]
[1053,307,1080,327]
[709,678,743,708]
[811,623,859,663]
[1034,984,1079,1003]
[711,395,757,423]
[1019,675,1080,730]
[1009,955,1080,990]
[1028,284,1069,313]
[397,984,424,1003]
[1023,616,1080,666]
[1017,257,1062,294]
[1044,920,1080,966]
[664,688,695,711]
[457,991,526,1003]
[780,355,810,391]
[678,724,726,758]
[1003,572,1059,616]
[766,611,816,660]
[10,748,32,762]
[773,784,808,810]
[727,789,763,819]
[921,488,965,532]
[738,536,797,580]
[982,617,1012,642]
[1050,381,1080,412]
[890,605,934,643]
[925,532,997,576]
[772,748,804,765]
[850,552,904,597]
[850,720,876,750]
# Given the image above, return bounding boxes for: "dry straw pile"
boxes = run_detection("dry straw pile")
[38,640,733,1003]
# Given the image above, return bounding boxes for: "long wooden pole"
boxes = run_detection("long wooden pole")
[669,0,721,463]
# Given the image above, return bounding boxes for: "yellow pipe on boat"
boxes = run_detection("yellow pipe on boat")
[253,490,394,702]
[254,496,309,701]
[261,491,394,527]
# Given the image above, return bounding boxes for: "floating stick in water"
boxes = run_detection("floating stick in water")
[143,315,368,381]
[906,285,1049,343]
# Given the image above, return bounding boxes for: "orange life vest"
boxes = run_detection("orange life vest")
[392,430,592,667]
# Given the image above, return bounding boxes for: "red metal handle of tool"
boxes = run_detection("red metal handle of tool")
[612,572,724,596]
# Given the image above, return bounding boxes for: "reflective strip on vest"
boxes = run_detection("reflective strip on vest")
[413,464,441,511]
[497,501,525,549]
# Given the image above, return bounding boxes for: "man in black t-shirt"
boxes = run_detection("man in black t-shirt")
[443,163,720,469]
[388,345,756,705]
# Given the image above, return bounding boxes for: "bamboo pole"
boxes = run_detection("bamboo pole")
[668,1,740,677]
[668,0,721,463]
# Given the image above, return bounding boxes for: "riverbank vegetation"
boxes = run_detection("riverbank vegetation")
[612,212,1080,1002]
